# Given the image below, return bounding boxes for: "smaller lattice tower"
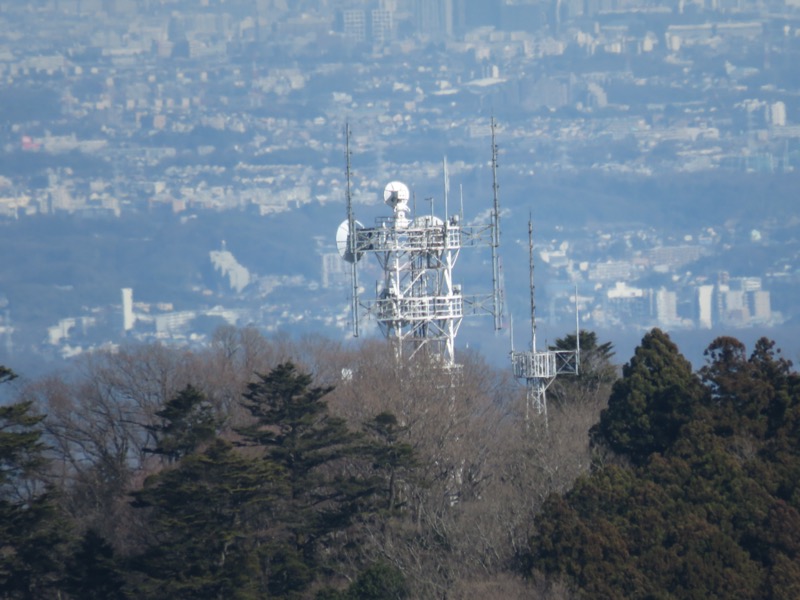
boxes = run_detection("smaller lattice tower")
[510,219,579,421]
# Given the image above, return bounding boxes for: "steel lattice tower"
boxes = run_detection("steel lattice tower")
[510,219,579,421]
[337,120,503,368]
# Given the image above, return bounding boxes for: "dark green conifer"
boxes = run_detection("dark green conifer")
[130,438,282,599]
[146,384,218,463]
[63,529,125,599]
[364,412,416,512]
[592,328,703,464]
[0,368,69,598]
[527,336,800,598]
[237,362,384,593]
[548,330,617,406]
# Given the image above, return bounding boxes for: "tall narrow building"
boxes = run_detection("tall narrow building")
[371,8,394,44]
[413,0,453,38]
[697,285,714,329]
[122,287,135,333]
[343,9,367,42]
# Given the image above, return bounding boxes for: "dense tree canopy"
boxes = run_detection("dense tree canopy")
[236,363,386,589]
[145,384,219,463]
[130,438,282,599]
[1,327,798,598]
[0,369,69,598]
[548,330,618,407]
[592,328,704,464]
[526,331,800,598]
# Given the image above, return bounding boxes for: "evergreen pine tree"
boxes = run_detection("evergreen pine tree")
[146,384,218,463]
[527,336,800,597]
[0,368,69,598]
[63,529,126,599]
[130,438,282,599]
[592,328,704,464]
[237,362,382,592]
[548,330,617,405]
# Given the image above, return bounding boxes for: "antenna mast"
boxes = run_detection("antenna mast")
[335,123,505,369]
[528,217,536,351]
[345,122,360,337]
[511,217,579,423]
[490,117,503,331]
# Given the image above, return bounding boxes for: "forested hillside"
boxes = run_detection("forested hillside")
[527,330,800,598]
[1,327,798,598]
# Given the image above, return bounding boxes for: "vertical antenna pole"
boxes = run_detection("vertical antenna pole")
[528,216,536,352]
[443,155,449,219]
[509,312,515,352]
[490,117,503,331]
[459,184,464,224]
[575,284,580,374]
[345,122,360,338]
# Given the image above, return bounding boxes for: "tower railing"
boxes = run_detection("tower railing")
[354,222,461,252]
[376,295,463,322]
[511,349,579,379]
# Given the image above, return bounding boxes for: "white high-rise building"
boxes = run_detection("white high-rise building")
[371,9,393,44]
[770,101,787,127]
[697,285,714,329]
[751,290,771,322]
[122,287,135,332]
[656,288,678,327]
[343,9,367,42]
[414,0,454,38]
[722,289,749,325]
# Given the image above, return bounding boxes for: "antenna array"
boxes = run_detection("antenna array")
[337,121,504,368]
[510,218,580,421]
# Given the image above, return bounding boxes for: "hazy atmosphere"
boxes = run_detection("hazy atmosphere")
[0,0,798,370]
[1,1,800,597]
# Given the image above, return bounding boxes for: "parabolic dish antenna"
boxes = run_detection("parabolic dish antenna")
[383,181,410,209]
[336,219,364,263]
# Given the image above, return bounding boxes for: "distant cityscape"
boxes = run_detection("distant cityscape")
[0,0,798,366]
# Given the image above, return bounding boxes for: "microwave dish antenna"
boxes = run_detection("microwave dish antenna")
[384,181,411,229]
[336,219,364,264]
[383,181,410,207]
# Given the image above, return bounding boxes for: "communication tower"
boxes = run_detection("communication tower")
[337,120,504,368]
[510,219,579,421]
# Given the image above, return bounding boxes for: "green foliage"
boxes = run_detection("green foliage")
[130,438,282,599]
[699,336,796,440]
[0,401,46,490]
[592,328,704,464]
[348,562,408,599]
[146,384,219,463]
[527,335,800,598]
[126,363,412,598]
[549,330,617,406]
[63,529,126,600]
[266,546,316,597]
[530,438,768,598]
[0,366,15,385]
[0,371,70,599]
[239,362,376,525]
[550,330,616,385]
[237,362,394,594]
[0,490,69,599]
[315,563,408,600]
[363,412,416,512]
[1,333,797,598]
